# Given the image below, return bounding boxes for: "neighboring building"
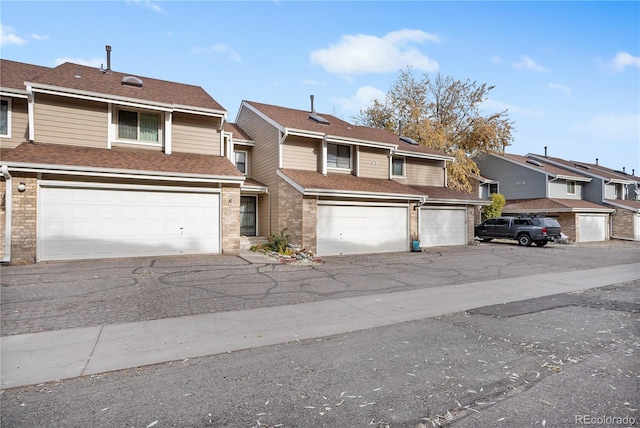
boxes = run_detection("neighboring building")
[234,99,488,256]
[526,154,640,241]
[474,153,615,242]
[1,56,244,264]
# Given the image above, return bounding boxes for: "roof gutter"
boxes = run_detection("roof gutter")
[1,165,12,263]
[5,163,245,184]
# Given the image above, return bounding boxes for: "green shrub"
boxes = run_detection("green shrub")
[484,193,506,219]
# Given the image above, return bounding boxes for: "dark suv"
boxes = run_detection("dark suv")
[475,216,562,246]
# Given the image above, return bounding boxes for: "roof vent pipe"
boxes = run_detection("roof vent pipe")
[544,146,547,157]
[623,167,626,173]
[310,95,315,113]
[106,45,112,72]
[596,158,599,166]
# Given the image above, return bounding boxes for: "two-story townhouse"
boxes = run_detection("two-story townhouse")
[0,56,244,264]
[526,154,640,241]
[233,99,488,256]
[474,153,614,242]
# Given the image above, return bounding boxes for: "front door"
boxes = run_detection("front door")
[240,196,257,236]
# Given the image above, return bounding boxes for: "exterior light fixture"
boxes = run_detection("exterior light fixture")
[17,182,26,193]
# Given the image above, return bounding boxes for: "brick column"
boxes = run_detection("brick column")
[11,174,38,264]
[221,185,240,255]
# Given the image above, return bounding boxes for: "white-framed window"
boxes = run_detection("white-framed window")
[235,150,248,175]
[566,180,576,195]
[117,108,160,143]
[327,143,351,169]
[0,98,11,138]
[392,157,405,177]
[488,183,499,194]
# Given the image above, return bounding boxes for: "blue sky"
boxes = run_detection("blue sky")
[2,1,639,173]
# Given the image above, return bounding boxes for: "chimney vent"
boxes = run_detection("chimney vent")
[596,158,599,166]
[544,146,548,157]
[106,45,112,72]
[310,95,315,113]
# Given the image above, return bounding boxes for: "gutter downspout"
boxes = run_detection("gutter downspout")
[1,165,12,263]
[443,160,448,188]
[27,85,35,142]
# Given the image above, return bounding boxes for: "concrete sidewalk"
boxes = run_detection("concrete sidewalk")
[2,263,639,389]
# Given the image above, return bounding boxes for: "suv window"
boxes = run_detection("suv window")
[495,219,509,226]
[543,218,561,227]
[483,219,497,226]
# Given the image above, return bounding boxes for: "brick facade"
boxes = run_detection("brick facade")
[277,178,305,248]
[7,174,38,264]
[611,208,635,240]
[221,185,241,255]
[557,212,576,242]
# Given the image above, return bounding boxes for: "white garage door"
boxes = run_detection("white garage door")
[317,204,408,256]
[39,185,220,261]
[419,207,467,247]
[635,214,640,241]
[577,214,607,242]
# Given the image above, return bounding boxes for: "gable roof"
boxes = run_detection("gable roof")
[499,153,591,181]
[0,59,51,94]
[224,122,253,142]
[25,62,226,114]
[278,168,487,204]
[527,154,639,183]
[3,142,244,183]
[502,198,614,213]
[241,100,452,160]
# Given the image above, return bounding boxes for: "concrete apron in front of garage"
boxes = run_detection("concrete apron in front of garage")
[2,262,638,389]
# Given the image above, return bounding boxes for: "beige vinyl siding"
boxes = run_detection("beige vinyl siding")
[395,158,444,186]
[172,112,220,155]
[358,147,389,179]
[282,138,318,171]
[237,107,281,234]
[0,98,29,149]
[34,94,107,148]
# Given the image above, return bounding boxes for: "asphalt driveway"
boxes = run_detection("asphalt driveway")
[2,240,639,337]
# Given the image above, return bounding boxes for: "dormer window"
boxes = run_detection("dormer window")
[235,150,247,175]
[117,109,159,143]
[327,143,351,169]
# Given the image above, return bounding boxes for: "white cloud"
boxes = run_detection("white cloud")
[0,24,27,46]
[575,112,640,142]
[548,82,570,94]
[54,57,103,67]
[513,55,550,73]
[491,55,503,64]
[189,44,242,62]
[125,0,165,13]
[333,86,387,114]
[31,33,50,41]
[610,51,640,72]
[310,29,440,76]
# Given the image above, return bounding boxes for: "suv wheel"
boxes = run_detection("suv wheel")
[518,234,532,247]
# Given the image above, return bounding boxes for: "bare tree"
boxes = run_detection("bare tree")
[356,68,515,192]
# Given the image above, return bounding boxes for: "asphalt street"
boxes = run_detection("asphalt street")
[1,240,639,427]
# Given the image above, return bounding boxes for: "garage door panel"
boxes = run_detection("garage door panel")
[578,214,606,242]
[317,205,408,256]
[39,187,220,261]
[419,208,467,247]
